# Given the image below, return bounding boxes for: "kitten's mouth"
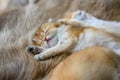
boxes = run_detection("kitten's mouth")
[44,37,54,48]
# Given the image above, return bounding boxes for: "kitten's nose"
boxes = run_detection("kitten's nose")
[44,37,51,42]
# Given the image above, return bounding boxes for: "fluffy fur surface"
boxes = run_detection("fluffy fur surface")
[0,44,70,80]
[6,0,120,21]
[49,47,120,80]
[0,2,65,80]
[68,0,120,21]
[0,0,120,79]
[0,0,9,10]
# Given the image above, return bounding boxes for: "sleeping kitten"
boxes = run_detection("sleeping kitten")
[27,22,120,60]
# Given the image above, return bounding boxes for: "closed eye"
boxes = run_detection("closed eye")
[39,37,44,40]
[44,29,49,34]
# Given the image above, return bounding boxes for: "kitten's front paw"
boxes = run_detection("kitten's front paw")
[26,46,43,55]
[34,54,45,61]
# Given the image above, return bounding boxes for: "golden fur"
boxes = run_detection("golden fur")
[49,47,120,80]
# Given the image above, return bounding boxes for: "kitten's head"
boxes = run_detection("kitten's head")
[32,22,60,48]
[27,22,60,54]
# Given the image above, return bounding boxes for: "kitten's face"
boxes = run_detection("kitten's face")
[32,22,60,48]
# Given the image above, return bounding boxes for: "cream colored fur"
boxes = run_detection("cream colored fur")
[58,10,120,37]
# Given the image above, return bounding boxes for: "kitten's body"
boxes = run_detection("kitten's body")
[59,10,120,37]
[27,22,120,60]
[49,47,120,80]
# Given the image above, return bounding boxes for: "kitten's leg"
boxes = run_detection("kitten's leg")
[58,19,87,27]
[58,10,95,25]
[34,38,77,60]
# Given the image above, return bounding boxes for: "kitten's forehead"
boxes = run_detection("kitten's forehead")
[42,22,55,27]
[41,22,60,30]
[34,23,54,36]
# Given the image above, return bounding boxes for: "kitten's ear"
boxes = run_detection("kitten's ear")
[48,18,54,23]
